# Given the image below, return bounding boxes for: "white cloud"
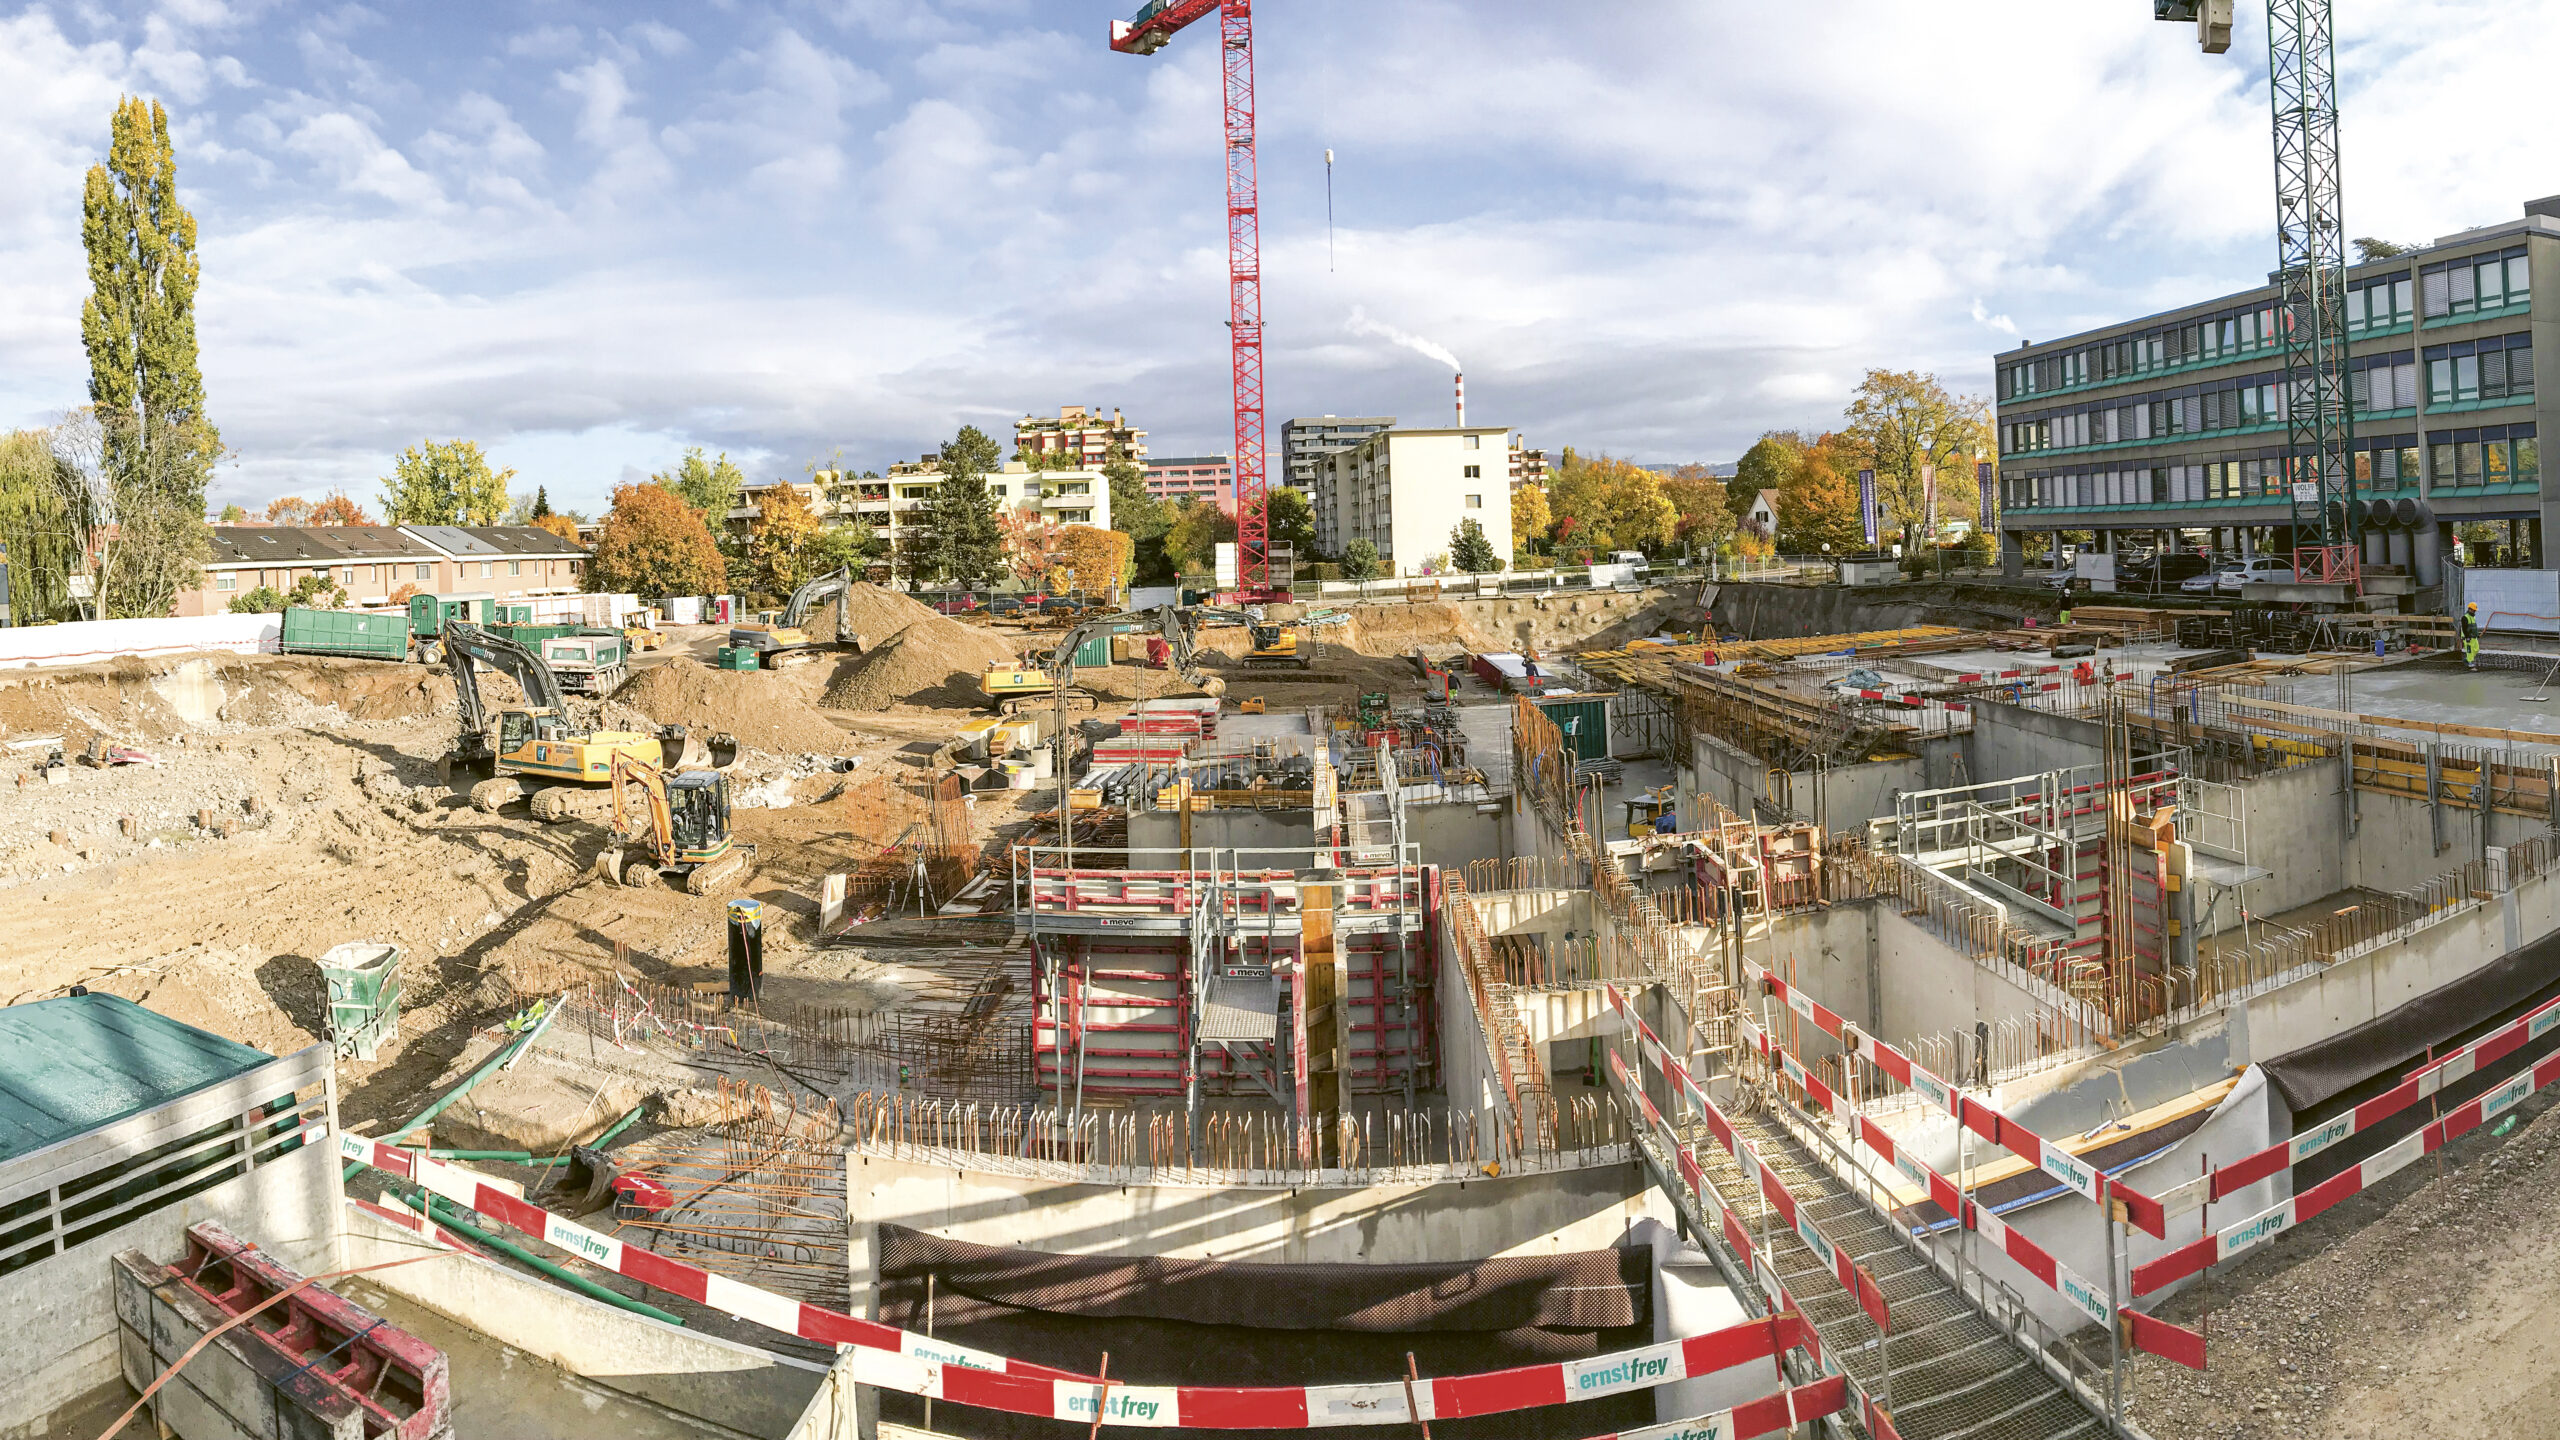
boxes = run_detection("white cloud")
[282,110,440,209]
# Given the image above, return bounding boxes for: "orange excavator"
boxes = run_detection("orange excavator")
[597,753,757,895]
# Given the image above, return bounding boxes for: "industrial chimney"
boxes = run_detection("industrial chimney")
[1454,372,1465,427]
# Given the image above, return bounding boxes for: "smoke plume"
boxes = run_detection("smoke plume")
[1347,307,1460,372]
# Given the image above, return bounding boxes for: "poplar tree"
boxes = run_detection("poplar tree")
[79,96,216,615]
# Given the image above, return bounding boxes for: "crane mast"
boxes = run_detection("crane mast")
[2160,0,2358,577]
[1112,0,1272,598]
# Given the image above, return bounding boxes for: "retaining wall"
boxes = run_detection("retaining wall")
[0,612,281,670]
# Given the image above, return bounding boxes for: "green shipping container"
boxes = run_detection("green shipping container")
[1535,696,1611,763]
[409,592,496,634]
[1073,635,1112,669]
[278,606,412,661]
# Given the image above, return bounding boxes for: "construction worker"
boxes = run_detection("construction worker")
[2057,578,2076,629]
[2462,601,2482,671]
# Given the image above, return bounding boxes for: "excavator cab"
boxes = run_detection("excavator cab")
[666,770,730,860]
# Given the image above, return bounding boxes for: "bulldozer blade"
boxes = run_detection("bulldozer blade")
[683,849,755,896]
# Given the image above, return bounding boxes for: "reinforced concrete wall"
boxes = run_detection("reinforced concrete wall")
[1410,798,1508,873]
[1872,905,2059,1056]
[2233,758,2351,915]
[847,1153,1667,1318]
[341,1201,825,1435]
[1768,899,1886,1046]
[1966,702,2108,785]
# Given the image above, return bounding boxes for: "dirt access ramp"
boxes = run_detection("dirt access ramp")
[1289,588,1708,658]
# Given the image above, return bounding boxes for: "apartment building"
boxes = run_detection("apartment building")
[1993,194,2560,573]
[1280,415,1393,491]
[1508,439,1549,489]
[830,461,1111,582]
[1014,405,1146,468]
[1310,426,1513,576]
[179,525,589,616]
[723,479,861,541]
[1142,455,1233,507]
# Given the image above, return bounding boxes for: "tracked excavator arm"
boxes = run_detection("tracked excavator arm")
[443,621,569,774]
[1040,604,1230,699]
[780,567,853,636]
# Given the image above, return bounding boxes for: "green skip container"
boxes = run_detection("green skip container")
[278,606,413,662]
[319,941,404,1061]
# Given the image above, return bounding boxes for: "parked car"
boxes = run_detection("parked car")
[928,592,981,615]
[1038,596,1081,616]
[986,596,1026,617]
[2184,560,2243,594]
[2218,556,2296,592]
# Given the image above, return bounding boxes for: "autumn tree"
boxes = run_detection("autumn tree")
[308,490,372,526]
[1546,450,1675,558]
[262,495,314,525]
[590,481,726,597]
[999,504,1062,590]
[1661,464,1732,554]
[1050,525,1132,598]
[1775,435,1866,554]
[531,513,581,544]
[748,483,823,595]
[1511,483,1552,561]
[379,440,512,526]
[1838,369,1988,549]
[216,503,246,521]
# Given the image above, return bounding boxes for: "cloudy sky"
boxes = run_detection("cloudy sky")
[1,1,2554,518]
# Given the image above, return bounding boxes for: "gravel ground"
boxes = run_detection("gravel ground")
[2131,1081,2560,1438]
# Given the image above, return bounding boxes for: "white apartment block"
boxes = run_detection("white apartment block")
[1312,426,1514,576]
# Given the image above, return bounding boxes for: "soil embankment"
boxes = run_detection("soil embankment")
[1707,580,2050,640]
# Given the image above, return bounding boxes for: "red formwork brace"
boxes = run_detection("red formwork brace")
[177,1219,451,1439]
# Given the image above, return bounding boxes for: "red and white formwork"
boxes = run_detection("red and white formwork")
[1022,852,1436,1117]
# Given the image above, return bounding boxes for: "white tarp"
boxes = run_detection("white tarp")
[0,613,280,671]
[2463,567,2560,634]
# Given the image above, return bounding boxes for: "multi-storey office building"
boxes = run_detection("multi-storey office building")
[1280,415,1393,491]
[1142,455,1234,507]
[1992,196,2558,576]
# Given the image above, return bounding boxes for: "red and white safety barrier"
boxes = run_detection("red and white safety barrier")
[1605,984,2206,1373]
[341,1133,1806,1427]
[2133,1013,2560,1296]
[1581,1376,1848,1440]
[1744,964,2169,1238]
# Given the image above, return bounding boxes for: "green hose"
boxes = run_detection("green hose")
[417,1195,685,1327]
[343,999,561,1181]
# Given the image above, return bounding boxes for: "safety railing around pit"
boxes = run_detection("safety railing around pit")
[846,1094,1627,1186]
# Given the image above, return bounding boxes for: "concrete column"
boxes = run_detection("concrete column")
[2001,529,2026,579]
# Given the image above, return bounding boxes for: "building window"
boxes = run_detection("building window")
[508,560,521,576]
[480,561,493,578]
[2347,275,2414,331]
[1463,435,1481,450]
[2422,247,2530,318]
[2429,424,2537,489]
[1464,494,1481,508]
[2426,335,2532,406]
[1463,465,1481,479]
[415,563,432,580]
[339,567,355,585]
[215,572,235,591]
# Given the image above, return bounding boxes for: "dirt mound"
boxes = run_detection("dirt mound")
[834,583,946,645]
[819,617,1026,711]
[613,658,853,754]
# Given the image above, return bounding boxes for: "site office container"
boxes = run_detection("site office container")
[407,591,497,633]
[277,606,412,661]
[1534,695,1611,762]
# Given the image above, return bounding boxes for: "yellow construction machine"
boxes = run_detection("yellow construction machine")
[979,603,1231,713]
[728,567,855,668]
[1241,621,1314,671]
[1625,785,1679,838]
[597,754,756,894]
[443,622,735,820]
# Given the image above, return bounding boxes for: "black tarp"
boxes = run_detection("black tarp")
[873,1224,1657,1440]
[2261,919,2560,1113]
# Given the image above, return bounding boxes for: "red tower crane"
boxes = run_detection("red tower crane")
[1111,0,1273,598]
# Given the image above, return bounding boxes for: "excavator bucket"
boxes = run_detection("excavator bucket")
[683,846,756,896]
[662,727,741,772]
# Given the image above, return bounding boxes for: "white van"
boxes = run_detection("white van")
[2217,556,2297,592]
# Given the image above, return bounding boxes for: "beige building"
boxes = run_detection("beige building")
[826,461,1111,586]
[180,525,589,616]
[1311,426,1514,576]
[1014,405,1146,468]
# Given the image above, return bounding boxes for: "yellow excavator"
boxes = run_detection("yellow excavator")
[443,622,736,820]
[979,604,1232,713]
[597,753,756,894]
[729,567,855,668]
